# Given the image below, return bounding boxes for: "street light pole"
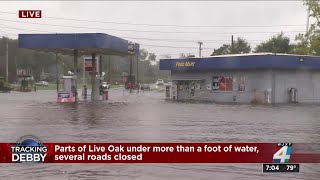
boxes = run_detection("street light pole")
[198,41,203,57]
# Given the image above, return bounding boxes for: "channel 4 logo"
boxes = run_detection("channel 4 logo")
[273,143,292,163]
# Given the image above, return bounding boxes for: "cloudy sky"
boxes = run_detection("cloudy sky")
[0,1,311,59]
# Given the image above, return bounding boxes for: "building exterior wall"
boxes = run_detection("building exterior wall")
[273,70,320,103]
[171,69,272,103]
[170,69,320,103]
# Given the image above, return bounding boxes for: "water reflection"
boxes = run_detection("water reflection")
[0,89,319,179]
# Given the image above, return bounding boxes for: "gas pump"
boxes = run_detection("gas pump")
[57,75,77,103]
[92,75,104,101]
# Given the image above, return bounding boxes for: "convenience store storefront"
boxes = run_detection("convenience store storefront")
[160,53,320,103]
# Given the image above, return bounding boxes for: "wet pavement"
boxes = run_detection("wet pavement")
[0,88,319,180]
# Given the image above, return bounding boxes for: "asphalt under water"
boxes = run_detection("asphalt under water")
[0,89,319,180]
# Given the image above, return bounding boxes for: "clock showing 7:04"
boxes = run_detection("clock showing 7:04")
[262,164,300,173]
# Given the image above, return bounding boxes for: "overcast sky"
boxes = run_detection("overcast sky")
[0,1,311,59]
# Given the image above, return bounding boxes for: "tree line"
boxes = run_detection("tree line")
[181,0,320,57]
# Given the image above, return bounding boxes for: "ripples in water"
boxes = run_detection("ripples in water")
[0,89,319,179]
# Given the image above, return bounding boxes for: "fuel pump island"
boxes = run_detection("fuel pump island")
[18,33,139,103]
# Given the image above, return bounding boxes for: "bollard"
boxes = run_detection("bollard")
[82,85,87,101]
[104,90,108,100]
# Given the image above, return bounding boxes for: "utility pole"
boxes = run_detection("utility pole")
[231,35,234,54]
[306,6,310,33]
[14,56,17,82]
[306,6,311,55]
[198,41,203,57]
[56,52,59,92]
[82,56,85,86]
[6,38,8,82]
[128,41,135,94]
[136,55,139,92]
[129,55,133,93]
[108,55,111,84]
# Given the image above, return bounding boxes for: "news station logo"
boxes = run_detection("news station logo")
[19,10,42,18]
[10,135,47,163]
[273,143,292,163]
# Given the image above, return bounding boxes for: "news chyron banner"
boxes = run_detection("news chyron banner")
[0,136,319,165]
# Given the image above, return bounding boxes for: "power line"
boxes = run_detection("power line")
[0,27,285,46]
[0,27,220,49]
[0,25,290,51]
[142,44,218,49]
[0,18,305,35]
[0,10,307,28]
[121,37,265,42]
[0,23,270,42]
[0,24,271,43]
[0,29,17,37]
[0,23,51,33]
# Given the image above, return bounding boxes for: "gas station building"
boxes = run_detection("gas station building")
[160,53,320,104]
[19,33,139,102]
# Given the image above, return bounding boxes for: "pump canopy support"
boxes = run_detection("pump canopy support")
[73,49,78,102]
[91,53,96,101]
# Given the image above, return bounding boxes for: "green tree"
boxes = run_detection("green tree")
[162,54,172,59]
[211,44,231,56]
[148,53,157,62]
[211,37,251,56]
[293,33,310,55]
[0,38,60,82]
[179,53,195,58]
[139,49,148,60]
[292,0,320,55]
[254,33,293,53]
[233,37,251,54]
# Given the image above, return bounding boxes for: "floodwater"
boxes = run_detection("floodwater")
[0,88,319,180]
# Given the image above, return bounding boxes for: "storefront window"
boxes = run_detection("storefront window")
[212,76,219,90]
[238,76,246,91]
[212,76,233,91]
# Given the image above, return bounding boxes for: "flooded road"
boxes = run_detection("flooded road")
[0,88,319,180]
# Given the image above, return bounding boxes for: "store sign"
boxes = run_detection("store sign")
[176,61,195,67]
[83,57,99,72]
[17,69,32,77]
[84,58,92,71]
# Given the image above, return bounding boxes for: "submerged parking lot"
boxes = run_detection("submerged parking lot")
[0,89,319,180]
